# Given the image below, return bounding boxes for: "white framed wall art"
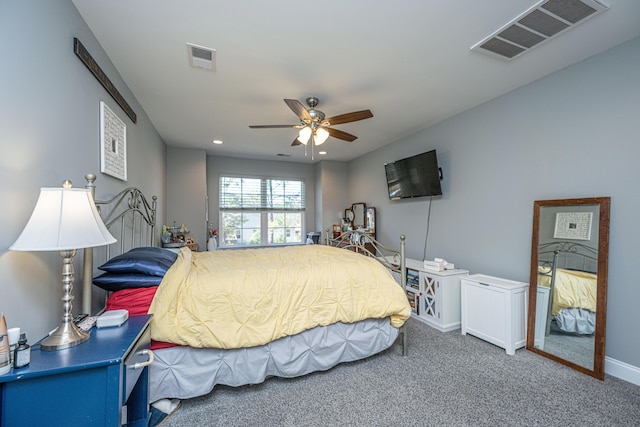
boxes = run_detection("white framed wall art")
[100,101,127,181]
[553,212,593,240]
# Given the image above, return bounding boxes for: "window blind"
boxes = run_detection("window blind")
[219,176,305,211]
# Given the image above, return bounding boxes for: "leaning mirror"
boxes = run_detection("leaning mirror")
[351,203,366,230]
[527,197,610,380]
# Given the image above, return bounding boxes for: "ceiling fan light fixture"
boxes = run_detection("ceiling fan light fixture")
[297,127,312,145]
[314,127,329,146]
[249,97,373,154]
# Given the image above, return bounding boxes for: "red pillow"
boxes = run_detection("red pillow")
[106,287,177,350]
[106,287,158,315]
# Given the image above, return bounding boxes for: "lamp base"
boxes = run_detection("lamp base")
[40,320,88,351]
[39,249,90,351]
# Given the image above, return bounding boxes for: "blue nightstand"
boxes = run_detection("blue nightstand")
[0,314,152,426]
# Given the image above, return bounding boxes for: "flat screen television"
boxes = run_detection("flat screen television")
[384,150,442,200]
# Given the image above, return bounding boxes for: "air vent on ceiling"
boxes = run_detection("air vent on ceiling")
[471,0,609,60]
[187,43,216,71]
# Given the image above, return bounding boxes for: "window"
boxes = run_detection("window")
[219,175,306,247]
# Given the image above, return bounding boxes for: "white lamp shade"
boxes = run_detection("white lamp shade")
[297,127,312,145]
[10,188,116,251]
[314,127,329,146]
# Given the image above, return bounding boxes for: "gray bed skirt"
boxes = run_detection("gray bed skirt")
[149,317,399,402]
[555,307,595,335]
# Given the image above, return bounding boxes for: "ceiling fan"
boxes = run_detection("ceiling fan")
[249,97,373,151]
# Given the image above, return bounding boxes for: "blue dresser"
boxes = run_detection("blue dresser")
[0,314,152,426]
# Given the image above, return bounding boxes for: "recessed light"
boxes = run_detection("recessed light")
[318,151,327,155]
[212,139,223,145]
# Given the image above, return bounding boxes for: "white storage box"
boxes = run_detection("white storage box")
[460,274,528,355]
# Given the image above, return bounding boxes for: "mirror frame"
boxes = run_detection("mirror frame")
[526,197,610,380]
[344,208,354,225]
[351,203,366,229]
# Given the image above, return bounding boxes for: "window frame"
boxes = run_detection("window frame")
[218,174,306,248]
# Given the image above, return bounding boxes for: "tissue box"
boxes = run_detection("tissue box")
[423,260,445,271]
[96,309,129,328]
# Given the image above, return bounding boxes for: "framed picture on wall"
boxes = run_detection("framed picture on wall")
[100,101,127,181]
[553,212,593,240]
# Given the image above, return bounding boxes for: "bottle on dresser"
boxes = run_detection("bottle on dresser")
[13,333,30,369]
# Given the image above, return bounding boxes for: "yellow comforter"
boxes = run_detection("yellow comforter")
[538,266,597,315]
[149,245,411,349]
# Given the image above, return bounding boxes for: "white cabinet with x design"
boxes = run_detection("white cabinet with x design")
[403,258,468,332]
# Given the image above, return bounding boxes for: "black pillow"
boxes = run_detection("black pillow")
[98,247,177,276]
[92,272,163,292]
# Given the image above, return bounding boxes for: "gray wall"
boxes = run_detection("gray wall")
[0,1,167,340]
[348,37,640,370]
[206,156,316,244]
[315,161,349,240]
[166,147,208,248]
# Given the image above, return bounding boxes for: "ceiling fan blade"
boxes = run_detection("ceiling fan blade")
[327,127,357,142]
[291,138,302,146]
[249,124,299,129]
[323,110,373,126]
[284,99,311,122]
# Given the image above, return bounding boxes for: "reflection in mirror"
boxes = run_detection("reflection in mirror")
[344,208,354,225]
[527,197,610,380]
[351,203,366,229]
[365,207,376,237]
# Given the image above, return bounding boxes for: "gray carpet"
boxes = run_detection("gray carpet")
[543,321,594,370]
[161,318,640,426]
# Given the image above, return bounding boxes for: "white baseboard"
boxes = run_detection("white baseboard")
[605,356,640,386]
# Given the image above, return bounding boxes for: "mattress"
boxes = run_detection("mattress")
[149,317,399,402]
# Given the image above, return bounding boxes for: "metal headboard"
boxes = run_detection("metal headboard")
[81,173,157,314]
[326,230,406,271]
[538,241,598,274]
[326,229,408,356]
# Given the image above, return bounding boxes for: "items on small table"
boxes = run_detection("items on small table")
[207,226,218,251]
[0,314,10,375]
[336,203,376,239]
[162,222,197,251]
[184,236,198,251]
[0,315,153,426]
[97,309,129,328]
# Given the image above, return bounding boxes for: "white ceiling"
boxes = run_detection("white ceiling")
[72,0,640,163]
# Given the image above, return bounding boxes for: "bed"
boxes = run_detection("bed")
[82,177,411,403]
[536,241,598,336]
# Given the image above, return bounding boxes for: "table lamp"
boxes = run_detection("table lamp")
[10,180,116,351]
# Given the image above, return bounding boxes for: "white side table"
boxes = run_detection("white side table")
[404,258,468,332]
